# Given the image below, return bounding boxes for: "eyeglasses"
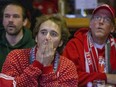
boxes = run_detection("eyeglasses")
[93,15,111,23]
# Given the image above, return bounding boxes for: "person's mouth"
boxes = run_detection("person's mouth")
[7,25,15,28]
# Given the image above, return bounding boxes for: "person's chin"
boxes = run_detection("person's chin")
[95,33,104,37]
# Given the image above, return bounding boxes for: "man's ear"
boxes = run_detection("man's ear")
[23,18,31,28]
[111,25,115,33]
[35,36,37,43]
[23,18,27,26]
[58,40,63,47]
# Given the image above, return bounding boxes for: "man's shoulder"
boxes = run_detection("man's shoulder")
[74,28,89,37]
[22,28,35,47]
[69,28,89,43]
[60,55,76,67]
[8,48,31,58]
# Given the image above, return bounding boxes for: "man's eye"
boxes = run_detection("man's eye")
[96,16,99,19]
[51,32,58,37]
[13,15,20,18]
[94,16,100,20]
[4,15,10,18]
[104,17,111,22]
[41,31,47,35]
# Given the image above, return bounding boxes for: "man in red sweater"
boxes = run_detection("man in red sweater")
[63,4,116,87]
[2,14,78,87]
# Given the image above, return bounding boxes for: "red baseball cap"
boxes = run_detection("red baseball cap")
[92,4,115,18]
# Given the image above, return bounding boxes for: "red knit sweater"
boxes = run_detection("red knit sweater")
[2,48,78,87]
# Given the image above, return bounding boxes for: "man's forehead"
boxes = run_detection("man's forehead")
[4,5,23,14]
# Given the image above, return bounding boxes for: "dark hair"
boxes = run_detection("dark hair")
[33,14,70,54]
[1,1,27,20]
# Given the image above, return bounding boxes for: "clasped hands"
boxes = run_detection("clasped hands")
[36,39,56,67]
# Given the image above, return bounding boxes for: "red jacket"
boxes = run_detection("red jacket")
[2,48,78,87]
[62,28,116,87]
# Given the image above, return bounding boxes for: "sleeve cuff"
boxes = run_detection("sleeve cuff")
[42,65,53,74]
[32,60,43,70]
[101,73,107,80]
[100,73,107,83]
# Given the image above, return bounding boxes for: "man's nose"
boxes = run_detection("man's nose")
[46,33,51,40]
[99,17,104,23]
[9,16,13,21]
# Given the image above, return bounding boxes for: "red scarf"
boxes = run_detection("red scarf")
[84,31,116,73]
